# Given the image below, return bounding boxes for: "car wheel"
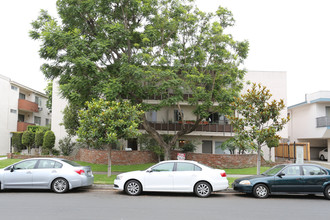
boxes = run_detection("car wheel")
[324,185,330,200]
[125,180,142,196]
[52,178,69,193]
[320,155,325,161]
[253,184,269,199]
[195,182,212,198]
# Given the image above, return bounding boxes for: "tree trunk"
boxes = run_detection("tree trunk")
[257,146,261,175]
[107,145,112,177]
[268,147,272,162]
[164,147,171,160]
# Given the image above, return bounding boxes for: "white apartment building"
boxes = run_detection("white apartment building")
[52,71,288,162]
[288,91,330,160]
[0,74,51,155]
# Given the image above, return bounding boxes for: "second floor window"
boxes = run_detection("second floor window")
[34,116,41,125]
[174,110,184,122]
[35,96,42,106]
[19,93,26,100]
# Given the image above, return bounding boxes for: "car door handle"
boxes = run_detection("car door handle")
[26,171,32,174]
[51,170,57,173]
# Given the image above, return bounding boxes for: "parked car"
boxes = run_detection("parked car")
[0,158,94,193]
[114,160,228,197]
[319,148,328,161]
[232,164,330,199]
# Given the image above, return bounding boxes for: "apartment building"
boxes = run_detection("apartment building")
[0,74,51,155]
[52,71,288,162]
[288,91,330,160]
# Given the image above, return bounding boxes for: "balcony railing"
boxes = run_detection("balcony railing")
[18,99,39,113]
[316,116,330,127]
[17,122,35,132]
[139,121,233,133]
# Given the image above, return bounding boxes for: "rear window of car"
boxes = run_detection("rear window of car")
[61,159,81,167]
[37,160,63,169]
[176,162,202,171]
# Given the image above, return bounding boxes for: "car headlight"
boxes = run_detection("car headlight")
[239,180,251,185]
[115,175,123,180]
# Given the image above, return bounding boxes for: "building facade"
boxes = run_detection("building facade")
[288,91,330,160]
[52,71,288,161]
[0,74,51,155]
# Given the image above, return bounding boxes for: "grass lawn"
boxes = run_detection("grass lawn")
[225,166,271,175]
[0,159,23,168]
[75,161,155,172]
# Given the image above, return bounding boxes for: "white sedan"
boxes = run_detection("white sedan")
[114,160,228,197]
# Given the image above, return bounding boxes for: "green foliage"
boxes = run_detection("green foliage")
[31,0,249,159]
[27,125,50,133]
[62,104,80,136]
[45,81,53,112]
[138,134,164,160]
[22,131,35,154]
[228,83,289,174]
[12,132,24,152]
[43,130,56,151]
[180,142,197,153]
[35,130,45,148]
[77,99,144,148]
[58,136,76,156]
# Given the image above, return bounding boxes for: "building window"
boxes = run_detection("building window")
[202,140,212,154]
[174,110,184,122]
[35,96,42,106]
[11,85,18,91]
[34,116,41,125]
[18,114,25,122]
[19,93,26,100]
[10,109,17,114]
[45,119,50,126]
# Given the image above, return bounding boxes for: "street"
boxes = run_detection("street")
[1,189,330,220]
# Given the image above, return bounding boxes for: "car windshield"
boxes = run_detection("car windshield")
[61,159,81,167]
[262,165,286,176]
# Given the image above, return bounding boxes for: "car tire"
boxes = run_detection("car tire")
[194,181,212,198]
[125,180,142,196]
[324,185,330,200]
[320,155,325,161]
[52,178,69,193]
[253,184,269,199]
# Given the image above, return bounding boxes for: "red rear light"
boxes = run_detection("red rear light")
[75,169,85,175]
[220,172,227,177]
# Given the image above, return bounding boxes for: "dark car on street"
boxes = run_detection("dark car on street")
[232,164,330,199]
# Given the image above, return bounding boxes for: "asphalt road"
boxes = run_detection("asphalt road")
[1,189,330,220]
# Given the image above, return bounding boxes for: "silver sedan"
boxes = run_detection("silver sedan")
[0,158,94,193]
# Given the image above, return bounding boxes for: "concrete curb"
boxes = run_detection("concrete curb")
[91,184,237,193]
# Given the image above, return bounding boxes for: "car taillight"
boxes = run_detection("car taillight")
[75,169,85,175]
[220,172,227,177]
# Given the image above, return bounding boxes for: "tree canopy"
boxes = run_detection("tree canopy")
[228,83,289,174]
[31,0,248,159]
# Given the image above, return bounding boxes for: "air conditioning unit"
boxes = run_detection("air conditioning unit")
[38,107,43,111]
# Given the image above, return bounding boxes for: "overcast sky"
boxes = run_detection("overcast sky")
[1,0,329,106]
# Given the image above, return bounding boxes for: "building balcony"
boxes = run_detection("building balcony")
[140,121,233,133]
[17,122,35,132]
[18,99,39,113]
[316,116,330,128]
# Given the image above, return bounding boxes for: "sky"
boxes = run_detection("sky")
[1,0,330,106]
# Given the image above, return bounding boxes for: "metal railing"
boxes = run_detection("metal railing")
[316,116,330,127]
[139,121,233,133]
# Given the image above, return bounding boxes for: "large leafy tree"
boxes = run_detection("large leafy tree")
[77,99,144,176]
[30,0,248,159]
[228,83,289,175]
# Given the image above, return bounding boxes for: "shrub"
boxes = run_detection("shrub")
[58,136,76,156]
[43,130,56,153]
[35,130,45,148]
[22,131,35,154]
[12,132,24,152]
[27,125,50,133]
[180,142,197,153]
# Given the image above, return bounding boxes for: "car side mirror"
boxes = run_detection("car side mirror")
[10,166,14,172]
[277,172,285,178]
[146,168,152,173]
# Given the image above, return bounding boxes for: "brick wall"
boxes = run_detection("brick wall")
[75,148,159,165]
[171,151,270,169]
